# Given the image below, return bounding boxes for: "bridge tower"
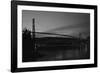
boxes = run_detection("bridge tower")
[32,18,35,39]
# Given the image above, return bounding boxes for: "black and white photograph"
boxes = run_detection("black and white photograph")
[22,10,90,62]
[11,1,97,72]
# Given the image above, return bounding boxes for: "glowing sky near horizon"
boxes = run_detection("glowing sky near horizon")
[22,10,90,38]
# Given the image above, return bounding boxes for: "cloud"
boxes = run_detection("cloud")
[46,22,90,32]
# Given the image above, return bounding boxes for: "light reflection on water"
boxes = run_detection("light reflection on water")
[35,45,89,61]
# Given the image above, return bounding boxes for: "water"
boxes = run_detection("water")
[33,45,90,61]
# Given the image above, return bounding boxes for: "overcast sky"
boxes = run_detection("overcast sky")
[22,10,90,38]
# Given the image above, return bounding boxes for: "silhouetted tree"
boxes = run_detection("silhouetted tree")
[22,28,36,62]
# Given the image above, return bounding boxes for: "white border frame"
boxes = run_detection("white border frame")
[18,5,94,68]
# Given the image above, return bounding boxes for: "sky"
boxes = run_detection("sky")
[22,10,90,38]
